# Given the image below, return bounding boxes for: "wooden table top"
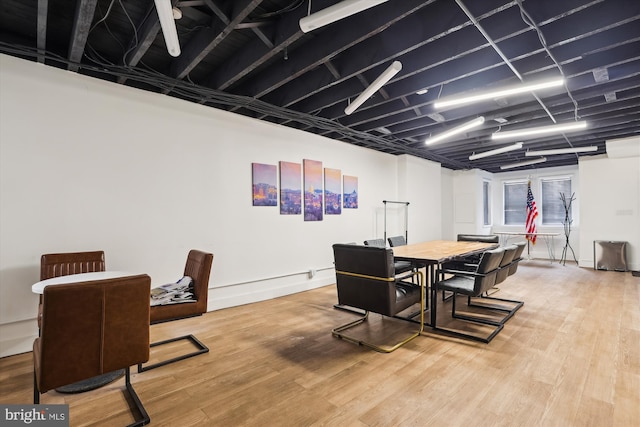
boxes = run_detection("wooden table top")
[31,271,137,294]
[391,240,498,264]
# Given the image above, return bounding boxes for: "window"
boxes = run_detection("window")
[541,177,572,225]
[503,181,527,225]
[483,180,491,226]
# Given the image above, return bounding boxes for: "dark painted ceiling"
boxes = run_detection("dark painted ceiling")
[1,0,639,172]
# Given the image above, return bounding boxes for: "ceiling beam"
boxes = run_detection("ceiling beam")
[119,3,162,83]
[206,0,335,91]
[232,0,434,99]
[37,0,48,64]
[171,0,263,80]
[68,0,99,72]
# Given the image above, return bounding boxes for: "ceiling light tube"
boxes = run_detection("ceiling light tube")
[500,157,547,170]
[154,0,181,57]
[434,78,564,109]
[344,61,402,115]
[300,0,389,33]
[425,116,485,145]
[525,146,598,156]
[469,142,523,160]
[492,121,588,140]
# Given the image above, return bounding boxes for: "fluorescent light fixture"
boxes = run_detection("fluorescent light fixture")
[416,89,428,95]
[425,116,485,145]
[154,0,181,57]
[300,0,389,33]
[500,157,547,170]
[344,61,402,115]
[426,112,446,123]
[375,126,392,135]
[469,142,523,160]
[434,78,564,109]
[525,146,598,156]
[492,121,588,140]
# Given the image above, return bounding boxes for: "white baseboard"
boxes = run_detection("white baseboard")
[0,319,38,358]
[1,270,337,358]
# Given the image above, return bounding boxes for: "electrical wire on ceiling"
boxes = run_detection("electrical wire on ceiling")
[455,0,558,124]
[250,0,306,20]
[0,41,472,170]
[515,0,581,122]
[515,0,583,155]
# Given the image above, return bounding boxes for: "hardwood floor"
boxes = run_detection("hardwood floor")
[2,261,639,426]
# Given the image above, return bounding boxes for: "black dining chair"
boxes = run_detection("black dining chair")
[435,247,505,343]
[364,238,415,277]
[387,235,407,247]
[331,244,424,353]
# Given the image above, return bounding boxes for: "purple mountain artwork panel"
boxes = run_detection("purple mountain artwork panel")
[279,161,302,215]
[303,159,323,221]
[252,163,277,206]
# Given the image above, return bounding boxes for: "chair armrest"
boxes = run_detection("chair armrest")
[395,270,421,283]
[439,268,487,278]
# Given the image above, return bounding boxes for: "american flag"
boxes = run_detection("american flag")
[526,181,538,244]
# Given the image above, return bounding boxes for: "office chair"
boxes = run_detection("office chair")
[435,247,505,343]
[139,249,213,372]
[38,251,106,328]
[331,244,424,353]
[364,238,414,277]
[469,244,524,324]
[34,274,151,427]
[387,235,407,247]
[508,242,527,276]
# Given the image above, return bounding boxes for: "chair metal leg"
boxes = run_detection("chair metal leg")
[452,295,502,327]
[333,304,365,315]
[332,272,425,353]
[432,292,504,343]
[137,334,209,372]
[125,367,151,427]
[33,370,39,404]
[332,310,424,353]
[467,295,524,325]
[34,367,150,426]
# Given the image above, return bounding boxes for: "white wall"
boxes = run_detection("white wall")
[451,169,494,237]
[579,154,640,270]
[0,55,444,357]
[440,168,455,240]
[397,154,442,243]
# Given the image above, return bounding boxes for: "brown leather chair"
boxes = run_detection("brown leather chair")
[331,244,424,353]
[139,249,214,372]
[38,251,106,328]
[34,274,151,427]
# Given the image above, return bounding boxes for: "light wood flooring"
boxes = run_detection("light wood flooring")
[1,261,639,426]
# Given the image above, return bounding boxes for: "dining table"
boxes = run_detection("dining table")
[391,240,499,328]
[31,270,137,294]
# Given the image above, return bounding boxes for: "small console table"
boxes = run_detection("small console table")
[494,232,560,261]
